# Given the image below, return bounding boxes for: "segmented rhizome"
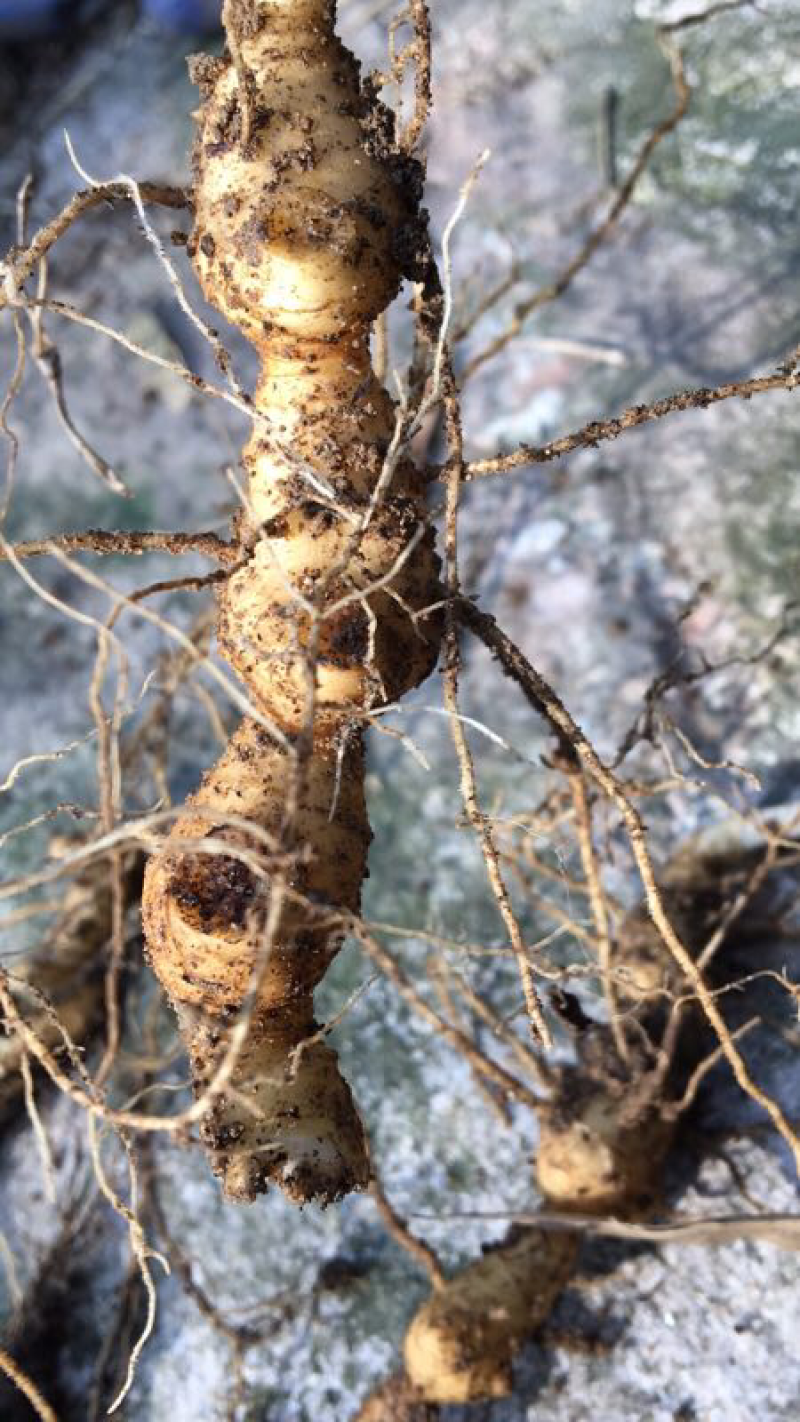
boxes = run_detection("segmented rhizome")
[142,0,441,1204]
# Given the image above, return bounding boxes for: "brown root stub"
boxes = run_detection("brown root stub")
[143,0,442,1204]
[403,1229,578,1404]
[533,886,690,1218]
[535,1072,675,1216]
[354,1371,438,1422]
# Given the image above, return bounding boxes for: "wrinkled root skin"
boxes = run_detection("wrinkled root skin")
[142,726,373,1203]
[403,1229,578,1404]
[142,0,442,1204]
[188,1012,370,1203]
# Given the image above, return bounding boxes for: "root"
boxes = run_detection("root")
[403,1228,578,1405]
[142,0,442,1204]
[0,845,143,1122]
[354,1372,438,1421]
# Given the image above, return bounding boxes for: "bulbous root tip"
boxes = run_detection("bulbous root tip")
[403,1229,578,1404]
[195,1033,371,1205]
[215,1107,371,1206]
[535,1092,675,1216]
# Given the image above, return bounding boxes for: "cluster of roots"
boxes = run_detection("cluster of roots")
[361,832,792,1411]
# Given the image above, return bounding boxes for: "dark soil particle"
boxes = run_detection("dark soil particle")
[170,844,259,932]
